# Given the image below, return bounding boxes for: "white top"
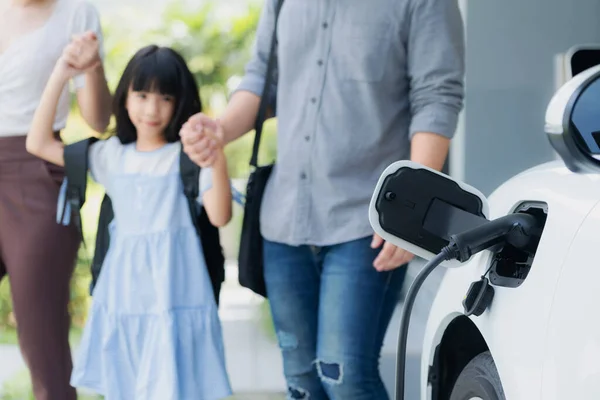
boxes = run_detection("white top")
[0,0,104,137]
[88,137,213,203]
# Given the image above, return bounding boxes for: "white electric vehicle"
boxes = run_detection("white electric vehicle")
[370,50,600,400]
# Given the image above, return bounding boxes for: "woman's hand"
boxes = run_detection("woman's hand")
[54,31,101,80]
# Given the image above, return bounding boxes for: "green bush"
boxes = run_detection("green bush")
[0,0,278,344]
[0,369,102,400]
[0,279,14,334]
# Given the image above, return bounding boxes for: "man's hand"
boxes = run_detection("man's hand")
[371,233,414,271]
[180,113,223,167]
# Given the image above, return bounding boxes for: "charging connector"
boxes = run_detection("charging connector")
[448,213,539,262]
[395,212,540,400]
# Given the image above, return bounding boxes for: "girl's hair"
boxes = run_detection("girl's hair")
[112,45,202,144]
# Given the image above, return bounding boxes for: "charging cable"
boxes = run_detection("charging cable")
[394,212,538,399]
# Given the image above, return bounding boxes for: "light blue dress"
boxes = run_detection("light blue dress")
[69,138,232,400]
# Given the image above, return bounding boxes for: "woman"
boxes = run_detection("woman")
[0,0,111,398]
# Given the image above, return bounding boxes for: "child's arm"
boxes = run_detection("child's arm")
[201,127,233,227]
[26,37,99,166]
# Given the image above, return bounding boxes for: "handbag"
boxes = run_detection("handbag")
[237,0,284,298]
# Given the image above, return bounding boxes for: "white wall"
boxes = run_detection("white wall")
[452,0,600,195]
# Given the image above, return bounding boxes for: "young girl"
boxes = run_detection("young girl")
[27,43,233,400]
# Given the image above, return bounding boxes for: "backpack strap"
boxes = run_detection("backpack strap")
[90,193,114,292]
[180,149,201,212]
[179,148,225,305]
[61,137,98,241]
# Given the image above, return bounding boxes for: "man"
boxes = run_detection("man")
[181,0,464,398]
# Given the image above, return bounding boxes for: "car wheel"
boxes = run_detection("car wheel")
[449,351,505,400]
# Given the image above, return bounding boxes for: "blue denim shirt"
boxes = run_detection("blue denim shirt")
[235,0,465,246]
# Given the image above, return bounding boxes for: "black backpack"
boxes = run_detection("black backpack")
[61,138,226,305]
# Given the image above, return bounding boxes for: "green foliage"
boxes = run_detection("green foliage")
[98,1,262,113]
[0,279,14,334]
[146,0,277,178]
[0,369,102,400]
[1,0,277,347]
[145,1,261,104]
[96,0,277,177]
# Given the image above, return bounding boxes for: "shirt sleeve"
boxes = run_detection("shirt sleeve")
[232,0,279,109]
[68,0,105,91]
[88,137,120,186]
[196,167,213,205]
[406,0,465,140]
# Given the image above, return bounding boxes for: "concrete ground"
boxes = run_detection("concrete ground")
[0,259,445,399]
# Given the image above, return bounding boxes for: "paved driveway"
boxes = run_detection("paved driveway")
[0,259,444,399]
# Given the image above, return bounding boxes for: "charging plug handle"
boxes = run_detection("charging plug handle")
[449,213,539,262]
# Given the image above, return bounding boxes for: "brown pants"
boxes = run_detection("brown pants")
[0,135,80,400]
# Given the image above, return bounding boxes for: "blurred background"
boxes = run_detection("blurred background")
[1,0,600,398]
[0,1,285,398]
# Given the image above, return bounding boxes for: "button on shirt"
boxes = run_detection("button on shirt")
[236,0,465,246]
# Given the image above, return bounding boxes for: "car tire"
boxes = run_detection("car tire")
[449,351,506,400]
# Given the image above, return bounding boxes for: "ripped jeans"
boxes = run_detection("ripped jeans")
[263,236,407,399]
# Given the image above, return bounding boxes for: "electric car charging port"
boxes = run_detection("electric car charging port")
[488,201,548,288]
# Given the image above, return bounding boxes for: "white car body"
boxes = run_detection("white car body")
[367,48,600,400]
[420,160,600,399]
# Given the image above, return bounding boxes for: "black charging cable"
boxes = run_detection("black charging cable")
[394,244,458,399]
[395,212,539,399]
